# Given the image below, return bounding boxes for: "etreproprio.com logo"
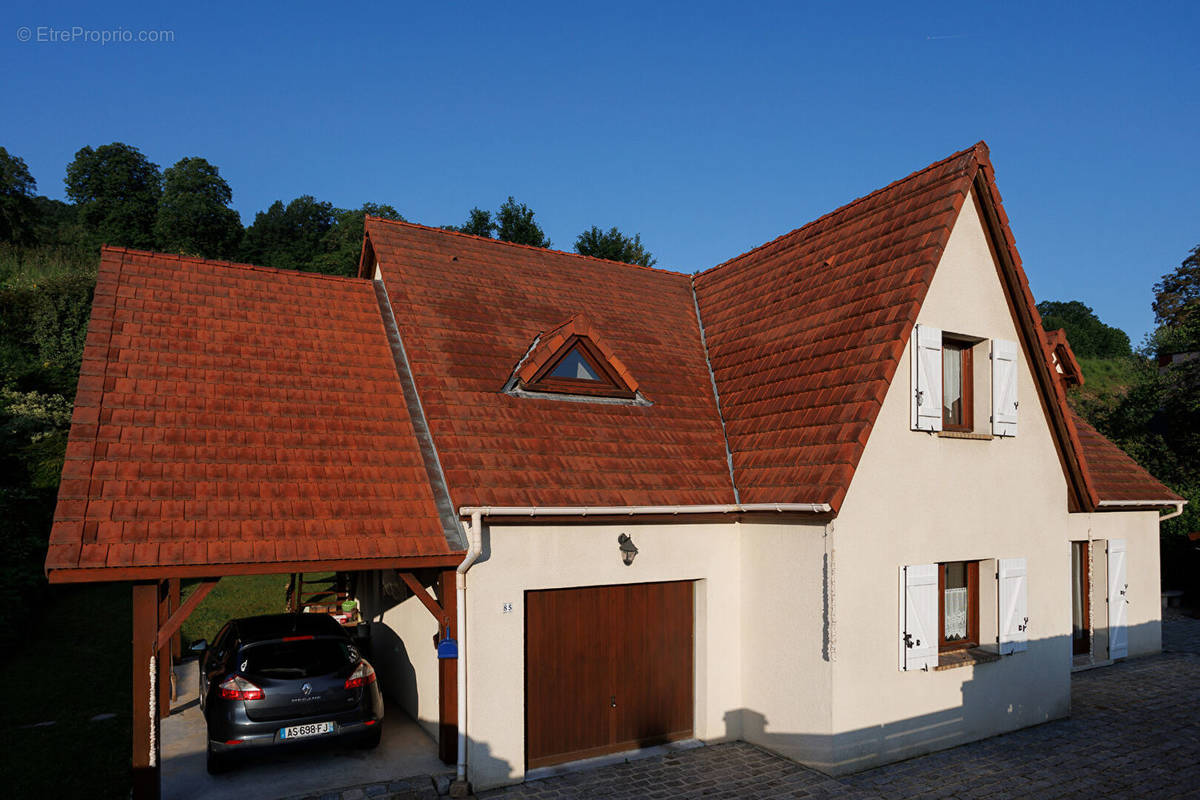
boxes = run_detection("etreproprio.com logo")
[16,26,175,44]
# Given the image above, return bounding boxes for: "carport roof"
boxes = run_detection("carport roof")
[45,247,461,582]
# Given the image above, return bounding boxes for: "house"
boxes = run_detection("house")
[45,143,1183,795]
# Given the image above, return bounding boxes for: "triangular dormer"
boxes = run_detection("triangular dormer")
[508,315,642,401]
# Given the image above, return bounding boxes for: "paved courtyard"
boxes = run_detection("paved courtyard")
[478,615,1200,800]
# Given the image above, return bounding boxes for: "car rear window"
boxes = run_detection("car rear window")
[239,638,357,679]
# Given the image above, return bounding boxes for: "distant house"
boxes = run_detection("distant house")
[47,143,1182,792]
[1158,349,1199,373]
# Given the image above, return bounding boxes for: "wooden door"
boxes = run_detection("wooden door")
[525,581,693,769]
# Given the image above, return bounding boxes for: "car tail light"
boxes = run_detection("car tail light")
[282,635,314,642]
[219,675,264,701]
[345,659,377,690]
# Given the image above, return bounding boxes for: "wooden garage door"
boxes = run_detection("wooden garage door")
[525,581,693,769]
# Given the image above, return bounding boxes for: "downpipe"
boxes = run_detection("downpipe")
[454,511,482,788]
[1160,501,1185,522]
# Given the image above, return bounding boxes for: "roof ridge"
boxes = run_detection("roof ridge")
[363,216,692,279]
[99,245,369,285]
[695,142,986,282]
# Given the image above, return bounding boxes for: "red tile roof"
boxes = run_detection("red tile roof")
[694,142,1180,511]
[365,218,737,508]
[45,248,457,580]
[1068,410,1183,505]
[1038,329,1177,505]
[48,145,1182,583]
[693,145,979,509]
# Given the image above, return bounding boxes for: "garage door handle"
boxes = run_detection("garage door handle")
[610,695,617,708]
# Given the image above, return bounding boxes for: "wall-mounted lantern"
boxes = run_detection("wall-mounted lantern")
[617,533,638,566]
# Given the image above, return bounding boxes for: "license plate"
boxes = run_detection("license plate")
[280,721,334,740]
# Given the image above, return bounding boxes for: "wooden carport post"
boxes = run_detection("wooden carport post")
[132,581,162,800]
[436,569,458,764]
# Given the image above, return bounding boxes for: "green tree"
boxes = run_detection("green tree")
[29,197,84,247]
[240,195,336,271]
[1150,244,1200,356]
[1153,244,1200,329]
[0,147,39,245]
[312,202,405,277]
[153,157,242,259]
[496,196,550,248]
[574,225,656,267]
[446,207,495,238]
[1075,244,1200,595]
[64,143,161,249]
[1037,300,1131,359]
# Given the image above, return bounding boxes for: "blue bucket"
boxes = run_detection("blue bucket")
[437,625,458,659]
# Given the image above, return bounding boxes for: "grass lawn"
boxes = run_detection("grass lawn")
[2,573,292,796]
[180,572,296,647]
[1077,356,1139,394]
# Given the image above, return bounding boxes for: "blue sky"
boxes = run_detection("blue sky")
[3,2,1197,343]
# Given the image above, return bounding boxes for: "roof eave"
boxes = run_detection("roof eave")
[46,553,465,584]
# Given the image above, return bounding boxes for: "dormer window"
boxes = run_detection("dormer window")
[506,316,646,403]
[548,345,603,381]
[525,335,635,398]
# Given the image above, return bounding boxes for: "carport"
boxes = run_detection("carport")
[46,560,460,799]
[43,247,472,799]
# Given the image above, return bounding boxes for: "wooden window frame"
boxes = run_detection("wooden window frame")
[1072,541,1091,656]
[938,560,980,652]
[524,335,636,399]
[941,337,974,432]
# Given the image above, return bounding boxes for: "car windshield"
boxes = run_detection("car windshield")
[240,638,356,679]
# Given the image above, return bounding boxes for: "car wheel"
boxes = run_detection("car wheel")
[357,726,382,749]
[206,743,232,775]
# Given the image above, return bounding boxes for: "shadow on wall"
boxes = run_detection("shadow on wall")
[723,622,1160,777]
[369,621,419,710]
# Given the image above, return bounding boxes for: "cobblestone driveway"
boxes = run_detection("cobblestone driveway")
[480,616,1200,800]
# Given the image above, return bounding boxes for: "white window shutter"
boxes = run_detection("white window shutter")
[1108,539,1128,659]
[900,564,939,671]
[991,339,1019,437]
[911,325,943,432]
[998,557,1028,654]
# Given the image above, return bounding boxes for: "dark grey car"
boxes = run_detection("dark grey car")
[195,613,384,773]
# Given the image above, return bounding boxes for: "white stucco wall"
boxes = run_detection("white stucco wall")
[361,571,442,740]
[823,189,1097,772]
[461,518,826,790]
[1067,511,1162,660]
[739,522,836,769]
[463,519,742,789]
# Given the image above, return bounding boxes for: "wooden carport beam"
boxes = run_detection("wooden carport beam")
[157,583,171,717]
[397,571,450,626]
[168,579,181,659]
[155,578,219,652]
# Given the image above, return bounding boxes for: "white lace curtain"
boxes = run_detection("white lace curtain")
[944,587,968,640]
